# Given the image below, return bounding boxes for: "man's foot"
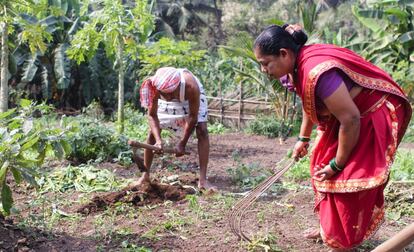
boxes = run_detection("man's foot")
[303,228,321,240]
[198,180,217,194]
[129,172,150,187]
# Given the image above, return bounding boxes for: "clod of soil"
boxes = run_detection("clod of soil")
[76,181,196,214]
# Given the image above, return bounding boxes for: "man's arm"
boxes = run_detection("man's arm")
[179,73,200,149]
[147,94,162,147]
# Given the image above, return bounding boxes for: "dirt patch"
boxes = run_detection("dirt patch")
[76,181,196,214]
[2,132,414,252]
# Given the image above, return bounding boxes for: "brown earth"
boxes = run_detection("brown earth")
[76,181,196,215]
[1,132,413,252]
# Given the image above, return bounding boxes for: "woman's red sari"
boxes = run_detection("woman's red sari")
[295,44,412,249]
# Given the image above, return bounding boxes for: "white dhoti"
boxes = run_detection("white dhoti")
[157,69,208,132]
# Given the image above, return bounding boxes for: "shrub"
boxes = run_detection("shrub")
[67,118,130,163]
[246,115,281,138]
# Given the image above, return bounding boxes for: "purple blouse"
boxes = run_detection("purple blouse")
[315,69,356,110]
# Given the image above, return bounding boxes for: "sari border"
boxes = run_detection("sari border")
[304,60,408,124]
[314,100,399,193]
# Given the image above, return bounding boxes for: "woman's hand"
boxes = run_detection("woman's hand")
[175,141,186,157]
[292,141,309,161]
[313,164,336,181]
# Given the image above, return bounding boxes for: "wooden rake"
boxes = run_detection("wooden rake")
[228,158,296,242]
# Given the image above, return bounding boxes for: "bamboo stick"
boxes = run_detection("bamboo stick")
[219,81,224,124]
[127,140,190,155]
[206,96,272,105]
[371,222,414,252]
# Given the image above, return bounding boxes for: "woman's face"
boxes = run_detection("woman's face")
[254,47,294,80]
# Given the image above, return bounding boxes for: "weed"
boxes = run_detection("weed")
[226,156,272,190]
[37,165,132,193]
[245,233,282,252]
[284,156,311,181]
[121,240,152,252]
[391,149,414,181]
[208,122,230,135]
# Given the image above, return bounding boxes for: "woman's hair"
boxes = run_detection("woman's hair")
[254,24,308,56]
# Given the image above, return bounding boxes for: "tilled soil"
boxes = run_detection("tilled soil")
[76,181,196,214]
[1,133,413,252]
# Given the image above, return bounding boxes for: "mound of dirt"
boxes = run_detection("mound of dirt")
[77,181,196,214]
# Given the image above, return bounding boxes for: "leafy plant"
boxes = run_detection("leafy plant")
[67,118,130,163]
[137,37,206,80]
[285,156,311,182]
[0,99,71,215]
[208,122,229,135]
[352,0,414,99]
[68,0,155,133]
[246,115,282,138]
[37,164,132,193]
[246,233,282,252]
[391,149,414,181]
[226,150,272,190]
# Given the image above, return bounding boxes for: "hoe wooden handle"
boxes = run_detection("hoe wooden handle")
[372,222,414,252]
[128,140,190,155]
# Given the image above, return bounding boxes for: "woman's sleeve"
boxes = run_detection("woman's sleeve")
[315,69,345,100]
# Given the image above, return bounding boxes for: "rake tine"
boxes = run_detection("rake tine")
[229,159,295,242]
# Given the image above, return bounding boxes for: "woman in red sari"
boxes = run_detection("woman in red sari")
[253,24,412,251]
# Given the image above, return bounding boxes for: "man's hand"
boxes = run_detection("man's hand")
[175,141,186,157]
[154,141,163,154]
[313,164,336,181]
[292,141,309,161]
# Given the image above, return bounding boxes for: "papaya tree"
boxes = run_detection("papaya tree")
[68,0,154,133]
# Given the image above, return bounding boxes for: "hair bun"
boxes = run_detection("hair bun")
[283,23,308,46]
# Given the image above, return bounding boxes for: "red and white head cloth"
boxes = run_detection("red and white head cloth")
[139,67,181,108]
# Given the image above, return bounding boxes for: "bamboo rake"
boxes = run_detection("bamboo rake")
[229,159,296,242]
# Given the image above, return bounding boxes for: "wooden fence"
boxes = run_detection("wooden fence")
[207,95,274,129]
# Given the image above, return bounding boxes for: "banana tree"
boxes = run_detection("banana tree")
[15,13,79,103]
[352,0,414,98]
[68,0,154,133]
[0,0,52,112]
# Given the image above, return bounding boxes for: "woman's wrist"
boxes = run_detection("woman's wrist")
[297,135,311,142]
[329,158,344,172]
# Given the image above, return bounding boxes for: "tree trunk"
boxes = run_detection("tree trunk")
[117,40,125,134]
[0,22,9,112]
[213,0,224,43]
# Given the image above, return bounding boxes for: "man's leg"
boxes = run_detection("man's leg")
[195,122,215,190]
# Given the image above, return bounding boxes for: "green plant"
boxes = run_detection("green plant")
[67,118,130,163]
[285,156,311,182]
[68,0,154,133]
[246,115,281,138]
[226,151,273,189]
[245,233,282,252]
[391,149,414,181]
[137,37,206,79]
[37,165,132,193]
[208,122,229,135]
[0,100,71,214]
[352,0,414,100]
[121,240,152,252]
